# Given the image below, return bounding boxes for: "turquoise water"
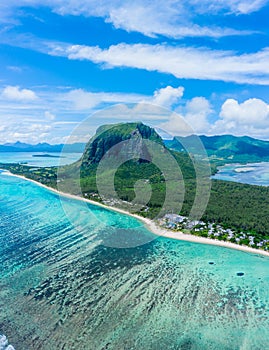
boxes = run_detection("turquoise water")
[212,162,269,186]
[0,152,82,167]
[0,172,269,349]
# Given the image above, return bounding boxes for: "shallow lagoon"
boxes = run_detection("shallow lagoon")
[0,172,269,349]
[212,162,269,186]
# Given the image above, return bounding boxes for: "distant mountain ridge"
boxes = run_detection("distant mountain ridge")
[4,133,269,161]
[0,141,85,153]
[165,134,269,163]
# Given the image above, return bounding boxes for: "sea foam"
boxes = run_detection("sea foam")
[0,334,15,350]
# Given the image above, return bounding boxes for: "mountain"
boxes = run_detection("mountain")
[81,122,163,166]
[165,134,269,163]
[0,142,86,153]
[3,141,32,149]
[57,122,199,218]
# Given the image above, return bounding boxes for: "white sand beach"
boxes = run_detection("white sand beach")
[3,171,269,258]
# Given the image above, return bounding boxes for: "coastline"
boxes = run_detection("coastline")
[3,170,269,258]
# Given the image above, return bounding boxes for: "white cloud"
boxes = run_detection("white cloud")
[235,0,268,14]
[219,98,269,125]
[64,88,146,109]
[54,121,78,125]
[6,65,23,72]
[105,2,248,38]
[210,98,269,138]
[2,85,38,101]
[24,0,268,18]
[94,103,174,122]
[2,83,269,142]
[159,97,212,135]
[184,97,212,132]
[0,120,53,144]
[64,85,185,121]
[158,96,269,139]
[0,85,176,143]
[188,0,267,14]
[0,0,264,38]
[28,123,52,132]
[152,86,184,108]
[158,112,195,136]
[46,42,269,85]
[44,110,56,120]
[0,85,70,143]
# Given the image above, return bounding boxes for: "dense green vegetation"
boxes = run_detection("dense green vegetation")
[2,122,269,247]
[0,163,58,187]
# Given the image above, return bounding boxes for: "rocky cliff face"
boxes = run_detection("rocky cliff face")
[81,122,163,166]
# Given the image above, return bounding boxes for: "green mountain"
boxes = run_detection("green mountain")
[57,122,202,218]
[81,122,163,166]
[165,134,269,163]
[80,122,200,215]
[79,121,200,180]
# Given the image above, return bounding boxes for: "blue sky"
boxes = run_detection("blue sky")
[1,1,269,143]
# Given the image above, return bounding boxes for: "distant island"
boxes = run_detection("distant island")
[1,122,269,253]
[32,154,64,158]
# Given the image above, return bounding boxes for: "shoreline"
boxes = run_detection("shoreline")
[2,170,269,258]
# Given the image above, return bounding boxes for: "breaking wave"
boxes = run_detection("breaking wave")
[0,334,15,350]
